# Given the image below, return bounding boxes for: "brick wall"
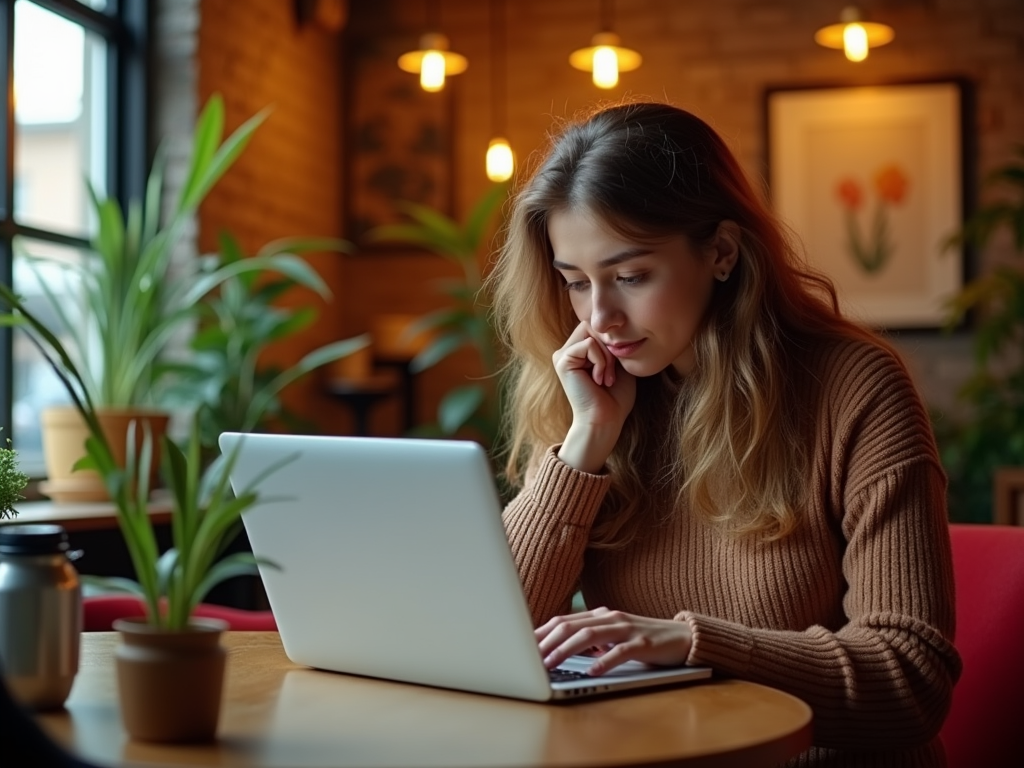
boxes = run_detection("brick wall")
[191,0,1024,436]
[344,0,1024,426]
[196,0,351,432]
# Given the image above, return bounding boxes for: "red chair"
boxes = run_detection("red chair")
[941,523,1024,768]
[83,595,277,632]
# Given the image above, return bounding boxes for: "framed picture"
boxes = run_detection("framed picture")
[766,81,967,329]
[345,34,455,243]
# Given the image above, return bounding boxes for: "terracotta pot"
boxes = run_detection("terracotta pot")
[39,406,171,503]
[113,617,228,743]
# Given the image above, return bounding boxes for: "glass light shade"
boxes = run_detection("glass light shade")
[420,50,446,91]
[842,23,869,62]
[486,138,514,182]
[569,32,641,87]
[398,32,468,92]
[592,46,619,89]
[814,6,893,62]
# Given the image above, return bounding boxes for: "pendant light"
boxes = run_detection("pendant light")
[398,0,468,92]
[486,0,514,182]
[569,0,641,89]
[814,6,894,63]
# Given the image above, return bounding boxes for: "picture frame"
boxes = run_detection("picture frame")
[345,33,455,244]
[766,81,968,329]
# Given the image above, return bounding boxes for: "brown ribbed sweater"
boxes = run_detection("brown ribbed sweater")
[502,337,962,768]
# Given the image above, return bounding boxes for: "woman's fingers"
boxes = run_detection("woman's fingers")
[535,608,693,674]
[555,324,615,387]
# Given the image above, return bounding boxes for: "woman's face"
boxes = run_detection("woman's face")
[548,208,720,377]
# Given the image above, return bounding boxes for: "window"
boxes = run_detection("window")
[0,0,148,476]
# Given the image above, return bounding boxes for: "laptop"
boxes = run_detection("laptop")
[218,432,712,701]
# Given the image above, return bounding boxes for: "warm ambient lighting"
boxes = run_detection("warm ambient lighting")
[398,32,468,92]
[486,138,514,182]
[569,31,641,89]
[814,6,894,62]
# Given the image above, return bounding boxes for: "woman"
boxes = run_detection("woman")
[489,102,961,767]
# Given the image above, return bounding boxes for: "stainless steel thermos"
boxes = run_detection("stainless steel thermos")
[0,523,82,709]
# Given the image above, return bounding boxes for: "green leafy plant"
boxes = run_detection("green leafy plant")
[18,94,280,408]
[364,182,508,446]
[161,230,370,453]
[0,435,28,520]
[935,145,1024,522]
[0,282,279,629]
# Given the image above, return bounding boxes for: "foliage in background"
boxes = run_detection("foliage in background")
[0,435,28,520]
[0,282,277,629]
[935,145,1024,522]
[19,94,274,408]
[364,182,509,448]
[161,231,370,454]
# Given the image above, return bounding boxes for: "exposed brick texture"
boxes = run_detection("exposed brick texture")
[193,0,1024,436]
[197,0,349,432]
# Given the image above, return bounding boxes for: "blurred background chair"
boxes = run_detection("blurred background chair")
[83,595,276,632]
[940,523,1024,768]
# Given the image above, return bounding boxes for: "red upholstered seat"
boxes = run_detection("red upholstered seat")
[83,595,277,632]
[941,523,1024,768]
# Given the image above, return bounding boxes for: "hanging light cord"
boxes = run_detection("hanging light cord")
[491,0,506,136]
[600,0,614,33]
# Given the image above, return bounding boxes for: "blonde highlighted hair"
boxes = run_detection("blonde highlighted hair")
[488,102,884,546]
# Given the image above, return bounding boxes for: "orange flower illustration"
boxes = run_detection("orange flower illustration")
[874,164,908,204]
[836,163,910,275]
[836,178,864,211]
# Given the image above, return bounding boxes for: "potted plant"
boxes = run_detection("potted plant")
[20,94,301,502]
[364,182,508,446]
[934,145,1024,521]
[161,229,370,462]
[0,280,279,743]
[0,436,28,520]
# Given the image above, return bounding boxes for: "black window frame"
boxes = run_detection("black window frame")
[0,0,150,457]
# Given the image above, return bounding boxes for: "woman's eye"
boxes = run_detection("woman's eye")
[564,280,590,292]
[618,274,646,286]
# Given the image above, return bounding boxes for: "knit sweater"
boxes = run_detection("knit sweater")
[502,337,962,768]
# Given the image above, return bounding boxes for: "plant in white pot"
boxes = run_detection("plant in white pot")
[20,93,302,502]
[1,280,281,743]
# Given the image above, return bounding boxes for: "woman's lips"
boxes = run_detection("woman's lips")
[605,339,646,358]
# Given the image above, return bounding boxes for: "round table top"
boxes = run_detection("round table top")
[36,631,813,768]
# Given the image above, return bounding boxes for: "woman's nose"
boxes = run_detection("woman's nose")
[590,289,623,333]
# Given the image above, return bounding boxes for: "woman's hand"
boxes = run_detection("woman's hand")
[553,322,636,472]
[536,607,693,676]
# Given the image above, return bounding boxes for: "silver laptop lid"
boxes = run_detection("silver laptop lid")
[218,432,553,701]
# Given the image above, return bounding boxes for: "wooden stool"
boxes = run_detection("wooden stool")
[326,343,398,436]
[326,373,399,436]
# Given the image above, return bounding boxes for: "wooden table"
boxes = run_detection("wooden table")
[37,632,812,768]
[4,495,173,532]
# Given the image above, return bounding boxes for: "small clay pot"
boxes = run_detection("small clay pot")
[113,616,228,743]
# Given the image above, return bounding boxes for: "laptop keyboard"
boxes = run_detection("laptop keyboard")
[548,668,592,683]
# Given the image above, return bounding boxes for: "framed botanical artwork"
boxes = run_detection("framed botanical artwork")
[766,81,968,329]
[345,34,455,243]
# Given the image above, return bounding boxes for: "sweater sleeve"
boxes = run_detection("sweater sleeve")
[677,349,962,752]
[502,446,612,625]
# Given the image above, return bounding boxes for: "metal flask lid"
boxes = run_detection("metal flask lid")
[0,524,70,556]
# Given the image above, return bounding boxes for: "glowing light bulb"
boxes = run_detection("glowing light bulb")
[592,46,619,89]
[420,50,446,92]
[486,138,514,182]
[843,23,869,62]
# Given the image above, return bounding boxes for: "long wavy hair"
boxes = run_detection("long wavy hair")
[488,102,883,546]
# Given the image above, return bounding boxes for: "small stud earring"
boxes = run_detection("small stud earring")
[716,271,730,282]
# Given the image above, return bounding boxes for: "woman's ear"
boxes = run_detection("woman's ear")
[710,220,740,280]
